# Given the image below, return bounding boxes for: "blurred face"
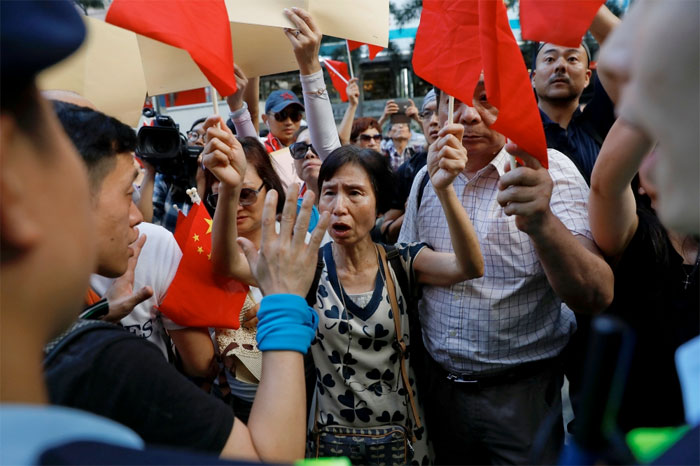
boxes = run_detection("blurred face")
[532,44,591,103]
[93,153,142,278]
[319,163,377,246]
[391,123,410,141]
[356,127,381,151]
[187,122,206,147]
[420,100,439,145]
[598,0,699,233]
[265,104,303,147]
[438,81,506,159]
[236,165,267,238]
[293,129,321,188]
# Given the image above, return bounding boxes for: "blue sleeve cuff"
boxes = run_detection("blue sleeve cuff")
[256,294,318,354]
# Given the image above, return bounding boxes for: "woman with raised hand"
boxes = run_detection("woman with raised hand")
[588,119,699,432]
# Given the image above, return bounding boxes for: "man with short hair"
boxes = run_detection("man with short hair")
[531,5,619,184]
[399,82,614,464]
[261,89,305,152]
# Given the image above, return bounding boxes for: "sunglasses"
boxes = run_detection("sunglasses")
[272,108,303,123]
[289,141,318,160]
[206,182,265,209]
[359,134,382,142]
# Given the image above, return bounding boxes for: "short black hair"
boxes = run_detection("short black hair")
[318,145,395,215]
[189,117,206,132]
[52,101,136,192]
[1,83,45,145]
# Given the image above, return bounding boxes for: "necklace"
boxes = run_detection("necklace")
[682,249,700,290]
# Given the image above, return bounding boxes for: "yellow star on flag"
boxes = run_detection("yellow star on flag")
[192,233,200,242]
[197,246,204,254]
[207,253,212,260]
[205,218,213,234]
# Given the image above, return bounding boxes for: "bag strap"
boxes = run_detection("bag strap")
[377,244,422,440]
[305,245,326,306]
[43,319,120,367]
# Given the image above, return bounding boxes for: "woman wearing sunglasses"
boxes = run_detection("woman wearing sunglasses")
[203,132,286,423]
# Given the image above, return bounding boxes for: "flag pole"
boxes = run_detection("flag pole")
[323,59,349,84]
[447,95,454,124]
[211,85,219,116]
[345,40,355,80]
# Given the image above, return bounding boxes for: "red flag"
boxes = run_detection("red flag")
[158,203,247,329]
[412,0,548,167]
[347,40,383,60]
[323,59,351,102]
[106,0,237,97]
[520,0,605,48]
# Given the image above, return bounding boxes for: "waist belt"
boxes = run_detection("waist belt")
[432,355,561,389]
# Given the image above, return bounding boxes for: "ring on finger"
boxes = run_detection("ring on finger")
[293,29,301,38]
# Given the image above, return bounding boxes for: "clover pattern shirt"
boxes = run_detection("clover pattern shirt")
[309,242,431,465]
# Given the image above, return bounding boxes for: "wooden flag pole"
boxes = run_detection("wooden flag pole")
[447,95,454,124]
[211,85,219,116]
[345,40,355,80]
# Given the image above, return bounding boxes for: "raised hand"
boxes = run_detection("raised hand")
[237,184,329,297]
[346,78,360,106]
[201,115,246,189]
[283,7,322,76]
[427,123,468,190]
[406,99,419,122]
[225,64,249,112]
[103,231,153,322]
[497,142,554,235]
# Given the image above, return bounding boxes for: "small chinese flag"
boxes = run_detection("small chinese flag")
[520,0,605,48]
[323,59,351,102]
[412,0,548,168]
[158,203,247,329]
[106,0,237,96]
[347,40,383,60]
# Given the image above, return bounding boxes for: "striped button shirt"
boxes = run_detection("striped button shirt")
[398,147,590,375]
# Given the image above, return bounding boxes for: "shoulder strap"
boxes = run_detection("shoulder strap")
[377,244,422,440]
[305,245,326,306]
[384,244,413,303]
[416,170,431,210]
[43,319,121,367]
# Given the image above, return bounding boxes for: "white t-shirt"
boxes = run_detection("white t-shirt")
[91,222,183,358]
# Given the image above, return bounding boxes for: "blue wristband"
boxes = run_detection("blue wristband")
[256,294,318,354]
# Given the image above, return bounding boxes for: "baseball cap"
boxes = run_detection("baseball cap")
[1,0,86,83]
[265,89,304,114]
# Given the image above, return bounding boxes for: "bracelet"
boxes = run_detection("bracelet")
[256,294,318,354]
[227,101,248,120]
[303,87,327,97]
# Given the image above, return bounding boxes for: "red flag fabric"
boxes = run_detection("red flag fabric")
[520,0,605,48]
[412,0,548,167]
[323,59,351,102]
[106,0,237,97]
[347,40,383,60]
[158,203,247,329]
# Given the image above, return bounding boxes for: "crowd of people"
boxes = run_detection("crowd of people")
[1,0,698,465]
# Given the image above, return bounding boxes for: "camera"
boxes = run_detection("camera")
[136,108,203,188]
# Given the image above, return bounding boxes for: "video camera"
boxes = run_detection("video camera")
[136,108,203,188]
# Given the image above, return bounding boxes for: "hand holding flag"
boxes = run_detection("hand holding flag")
[323,59,351,102]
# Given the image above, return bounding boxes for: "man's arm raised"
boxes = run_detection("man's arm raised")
[497,144,614,314]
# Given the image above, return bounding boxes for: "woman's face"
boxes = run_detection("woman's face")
[319,163,377,246]
[293,129,321,188]
[236,164,266,238]
[356,127,381,151]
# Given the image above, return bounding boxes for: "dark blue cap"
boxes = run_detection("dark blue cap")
[1,0,86,82]
[265,89,304,114]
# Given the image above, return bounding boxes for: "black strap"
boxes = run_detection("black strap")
[43,319,121,367]
[416,171,430,211]
[305,246,326,307]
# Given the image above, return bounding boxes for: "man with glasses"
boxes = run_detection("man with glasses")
[261,89,305,153]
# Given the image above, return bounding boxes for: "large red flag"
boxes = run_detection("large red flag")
[347,40,383,60]
[106,0,237,97]
[158,203,247,329]
[323,59,351,102]
[412,0,548,167]
[520,0,605,48]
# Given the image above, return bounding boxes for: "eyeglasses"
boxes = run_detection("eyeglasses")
[289,141,318,160]
[272,108,303,123]
[206,182,265,209]
[187,130,205,143]
[358,134,382,142]
[419,109,436,119]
